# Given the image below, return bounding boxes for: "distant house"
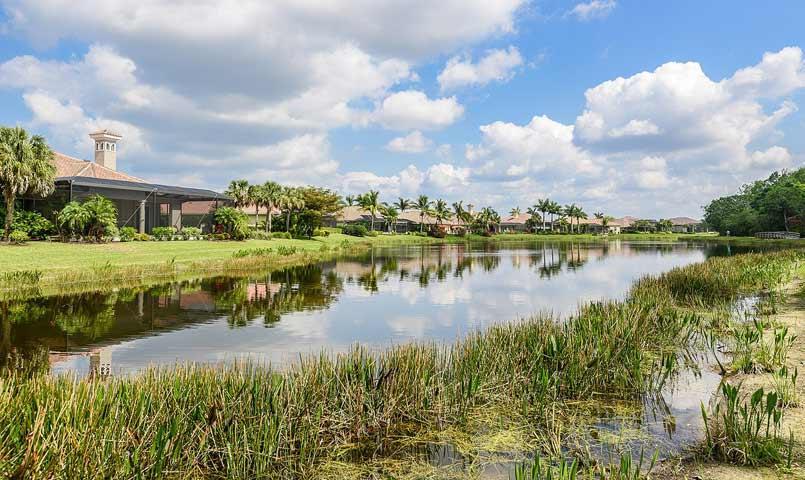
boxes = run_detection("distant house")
[500,213,532,232]
[667,217,704,233]
[23,130,229,234]
[328,206,468,233]
[578,217,623,234]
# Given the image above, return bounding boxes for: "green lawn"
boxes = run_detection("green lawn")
[0,233,436,274]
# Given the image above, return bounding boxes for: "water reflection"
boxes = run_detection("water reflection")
[1,241,744,376]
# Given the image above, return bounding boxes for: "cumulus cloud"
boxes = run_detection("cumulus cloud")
[373,90,464,130]
[386,130,432,153]
[437,46,523,91]
[567,1,617,21]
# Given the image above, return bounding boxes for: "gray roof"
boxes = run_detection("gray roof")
[56,176,230,201]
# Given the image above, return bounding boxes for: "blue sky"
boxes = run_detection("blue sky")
[1,1,804,217]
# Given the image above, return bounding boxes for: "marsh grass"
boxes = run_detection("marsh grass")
[0,250,803,477]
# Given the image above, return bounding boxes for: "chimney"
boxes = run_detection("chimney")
[89,129,122,171]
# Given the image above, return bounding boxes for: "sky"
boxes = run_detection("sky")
[1,0,804,218]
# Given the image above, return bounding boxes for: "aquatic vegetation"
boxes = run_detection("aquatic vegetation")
[511,451,656,480]
[232,247,274,258]
[701,383,790,466]
[772,366,800,408]
[0,249,802,477]
[730,318,797,374]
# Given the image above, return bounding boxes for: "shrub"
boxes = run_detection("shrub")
[82,195,118,242]
[342,224,368,237]
[151,227,177,239]
[9,230,29,244]
[248,229,272,240]
[429,225,447,238]
[270,232,292,239]
[276,245,299,256]
[232,247,273,258]
[56,201,90,240]
[11,210,54,239]
[133,233,151,241]
[214,207,249,240]
[312,228,329,237]
[181,227,202,239]
[119,227,137,242]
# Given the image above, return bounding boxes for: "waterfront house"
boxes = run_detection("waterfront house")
[22,130,229,234]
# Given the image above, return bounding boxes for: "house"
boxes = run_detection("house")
[500,213,533,232]
[23,130,229,234]
[578,217,623,234]
[667,217,704,233]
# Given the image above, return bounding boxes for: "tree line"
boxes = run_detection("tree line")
[703,168,805,236]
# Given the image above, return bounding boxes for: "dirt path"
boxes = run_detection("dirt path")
[656,283,805,479]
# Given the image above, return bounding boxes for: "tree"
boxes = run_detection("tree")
[280,187,305,232]
[548,201,562,232]
[657,219,673,232]
[382,205,399,233]
[225,179,250,208]
[474,207,500,234]
[0,127,56,241]
[295,186,342,237]
[537,199,552,232]
[358,190,381,231]
[415,195,432,233]
[345,195,356,207]
[248,183,264,227]
[452,201,473,224]
[563,204,577,233]
[434,199,452,225]
[756,176,805,232]
[262,181,283,232]
[395,197,412,213]
[509,206,521,218]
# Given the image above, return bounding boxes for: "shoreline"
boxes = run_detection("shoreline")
[1,232,798,301]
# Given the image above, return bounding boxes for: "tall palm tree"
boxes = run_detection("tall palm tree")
[547,201,562,232]
[535,199,551,232]
[434,199,452,225]
[478,207,500,234]
[262,181,282,232]
[576,207,588,233]
[415,195,432,233]
[345,195,356,207]
[509,206,521,218]
[280,187,305,232]
[382,205,399,233]
[452,201,472,224]
[594,212,604,219]
[526,205,541,232]
[358,190,381,231]
[247,183,263,227]
[0,127,56,240]
[563,204,579,233]
[394,197,412,213]
[225,179,250,209]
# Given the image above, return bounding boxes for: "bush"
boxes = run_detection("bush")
[342,224,368,237]
[312,228,329,237]
[232,247,273,258]
[152,227,177,239]
[248,229,272,240]
[270,232,292,239]
[9,230,29,244]
[119,227,137,242]
[429,225,447,238]
[57,195,118,242]
[214,207,249,240]
[181,227,202,239]
[133,233,151,241]
[276,245,299,256]
[11,210,54,239]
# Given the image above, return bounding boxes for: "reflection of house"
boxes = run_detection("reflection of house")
[24,130,229,234]
[668,217,704,233]
[500,213,532,232]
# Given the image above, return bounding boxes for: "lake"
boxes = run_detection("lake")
[2,240,746,377]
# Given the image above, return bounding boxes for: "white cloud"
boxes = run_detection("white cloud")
[424,163,470,191]
[608,119,660,138]
[567,1,617,21]
[386,130,432,153]
[437,46,523,91]
[373,90,464,130]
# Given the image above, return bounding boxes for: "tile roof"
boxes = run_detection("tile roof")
[667,216,702,226]
[501,213,532,224]
[53,152,146,183]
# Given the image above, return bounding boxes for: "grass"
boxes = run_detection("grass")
[0,249,802,478]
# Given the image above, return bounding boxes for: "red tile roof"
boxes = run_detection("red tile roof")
[53,152,146,183]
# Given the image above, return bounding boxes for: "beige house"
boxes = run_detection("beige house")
[578,217,623,234]
[667,217,704,233]
[500,213,532,232]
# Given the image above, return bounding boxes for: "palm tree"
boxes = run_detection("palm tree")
[280,187,305,232]
[548,201,562,232]
[452,201,473,224]
[262,181,282,232]
[594,212,604,219]
[382,205,399,233]
[394,197,412,213]
[526,205,541,232]
[576,207,588,233]
[358,190,381,231]
[0,127,56,240]
[248,183,263,227]
[563,204,576,233]
[434,199,452,225]
[536,199,551,232]
[345,195,356,207]
[509,206,521,218]
[225,179,250,209]
[415,195,432,233]
[478,207,500,234]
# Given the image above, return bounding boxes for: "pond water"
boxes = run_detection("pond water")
[2,240,746,377]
